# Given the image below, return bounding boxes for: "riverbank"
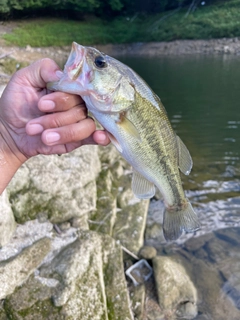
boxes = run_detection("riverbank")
[2,1,240,47]
[101,37,240,56]
[1,37,240,85]
[2,36,240,63]
[1,37,240,74]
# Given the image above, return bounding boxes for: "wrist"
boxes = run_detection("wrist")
[0,120,27,193]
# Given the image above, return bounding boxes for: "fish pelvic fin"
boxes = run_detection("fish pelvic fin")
[176,135,193,175]
[163,201,200,241]
[132,169,156,199]
[107,132,123,153]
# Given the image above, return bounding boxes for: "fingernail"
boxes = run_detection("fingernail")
[45,132,60,144]
[97,131,108,143]
[42,100,55,111]
[56,70,63,79]
[28,124,44,135]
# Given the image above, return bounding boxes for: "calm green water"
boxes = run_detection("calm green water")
[120,54,240,319]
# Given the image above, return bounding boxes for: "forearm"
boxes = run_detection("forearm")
[0,121,26,194]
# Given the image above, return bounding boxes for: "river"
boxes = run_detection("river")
[120,54,240,319]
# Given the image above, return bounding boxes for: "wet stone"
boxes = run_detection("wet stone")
[176,301,198,319]
[139,246,157,260]
[152,255,198,318]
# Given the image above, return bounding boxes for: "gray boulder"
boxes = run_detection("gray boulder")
[7,146,101,224]
[0,237,51,300]
[152,255,198,319]
[2,230,133,320]
[0,190,16,247]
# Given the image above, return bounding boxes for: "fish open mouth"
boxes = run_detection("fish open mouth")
[47,42,91,94]
[65,42,85,80]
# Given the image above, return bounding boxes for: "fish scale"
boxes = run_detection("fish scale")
[125,91,183,204]
[47,42,200,241]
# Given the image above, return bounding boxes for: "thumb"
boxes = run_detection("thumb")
[15,58,63,89]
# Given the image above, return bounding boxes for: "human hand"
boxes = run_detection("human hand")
[0,58,110,161]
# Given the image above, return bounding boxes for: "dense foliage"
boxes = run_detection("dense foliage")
[3,0,240,47]
[0,0,231,18]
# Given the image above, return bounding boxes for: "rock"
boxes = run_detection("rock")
[0,220,53,262]
[4,274,59,318]
[0,190,16,247]
[89,165,117,235]
[145,199,166,245]
[139,246,157,260]
[25,45,33,52]
[179,228,240,319]
[0,237,51,300]
[90,145,149,257]
[152,255,197,318]
[184,232,214,252]
[58,222,71,231]
[113,172,149,254]
[48,231,110,313]
[113,197,149,254]
[71,215,89,230]
[176,301,198,319]
[1,230,133,319]
[129,284,146,320]
[13,230,131,319]
[7,146,101,224]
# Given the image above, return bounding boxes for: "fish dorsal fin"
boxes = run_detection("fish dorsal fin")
[116,112,141,141]
[176,135,193,175]
[132,169,156,199]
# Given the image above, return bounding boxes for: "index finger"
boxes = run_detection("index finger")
[38,91,84,112]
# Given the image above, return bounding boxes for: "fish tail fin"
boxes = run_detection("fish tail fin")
[163,201,200,241]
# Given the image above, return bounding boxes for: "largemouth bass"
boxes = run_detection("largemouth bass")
[47,42,200,241]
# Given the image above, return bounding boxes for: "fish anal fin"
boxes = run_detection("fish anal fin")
[177,136,193,175]
[163,201,200,241]
[117,112,141,141]
[132,170,155,199]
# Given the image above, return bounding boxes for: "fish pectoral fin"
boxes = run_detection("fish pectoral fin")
[176,135,193,175]
[132,169,155,199]
[116,112,141,141]
[163,201,200,241]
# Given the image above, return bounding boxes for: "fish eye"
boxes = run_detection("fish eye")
[94,55,107,69]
